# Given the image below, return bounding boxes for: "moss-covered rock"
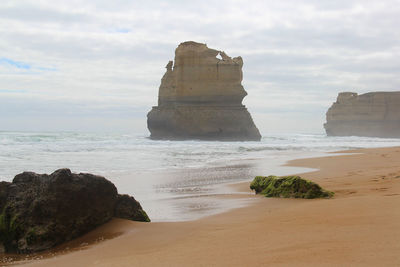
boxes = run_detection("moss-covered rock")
[250,175,334,199]
[0,210,20,252]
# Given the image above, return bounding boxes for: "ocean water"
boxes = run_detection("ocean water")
[0,131,399,221]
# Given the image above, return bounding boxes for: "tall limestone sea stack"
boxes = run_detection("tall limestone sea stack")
[324,92,400,138]
[147,41,261,141]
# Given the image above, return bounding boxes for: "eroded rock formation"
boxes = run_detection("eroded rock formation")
[0,169,149,253]
[147,41,261,141]
[324,92,400,138]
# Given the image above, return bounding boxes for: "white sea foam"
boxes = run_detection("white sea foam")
[0,131,399,221]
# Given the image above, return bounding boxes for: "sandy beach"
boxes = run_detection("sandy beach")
[12,146,400,266]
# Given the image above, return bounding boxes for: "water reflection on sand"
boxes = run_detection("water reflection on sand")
[112,154,317,222]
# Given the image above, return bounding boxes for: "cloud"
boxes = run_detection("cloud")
[0,57,57,75]
[0,58,31,69]
[0,0,399,133]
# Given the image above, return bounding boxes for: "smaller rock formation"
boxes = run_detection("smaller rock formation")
[0,169,149,253]
[250,175,334,199]
[147,41,261,141]
[324,92,400,138]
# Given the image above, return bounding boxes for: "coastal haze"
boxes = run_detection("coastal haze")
[1,0,400,134]
[1,1,400,265]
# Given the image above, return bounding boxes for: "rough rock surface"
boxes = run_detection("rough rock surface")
[250,175,334,199]
[324,92,400,137]
[114,194,150,222]
[147,41,261,141]
[0,169,149,253]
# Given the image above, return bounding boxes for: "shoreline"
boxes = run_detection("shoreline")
[7,146,400,266]
[111,150,320,222]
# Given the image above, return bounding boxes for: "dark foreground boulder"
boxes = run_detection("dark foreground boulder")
[0,169,149,253]
[250,175,334,199]
[114,194,150,222]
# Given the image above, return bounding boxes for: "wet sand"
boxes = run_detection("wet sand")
[15,147,400,266]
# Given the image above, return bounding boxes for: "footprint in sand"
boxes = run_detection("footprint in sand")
[371,187,388,192]
[335,189,357,195]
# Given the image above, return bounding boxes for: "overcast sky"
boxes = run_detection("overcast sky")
[1,0,399,134]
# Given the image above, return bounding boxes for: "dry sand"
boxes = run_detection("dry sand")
[15,147,400,266]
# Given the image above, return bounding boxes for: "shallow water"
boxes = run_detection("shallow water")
[0,131,399,221]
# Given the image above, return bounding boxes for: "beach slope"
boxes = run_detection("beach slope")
[23,147,400,266]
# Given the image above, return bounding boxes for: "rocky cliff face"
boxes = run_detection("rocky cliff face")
[324,92,400,138]
[147,41,261,141]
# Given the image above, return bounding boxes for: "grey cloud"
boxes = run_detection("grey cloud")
[0,94,147,118]
[0,3,89,24]
[1,0,399,133]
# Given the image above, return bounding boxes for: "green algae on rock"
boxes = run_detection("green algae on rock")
[250,175,334,199]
